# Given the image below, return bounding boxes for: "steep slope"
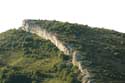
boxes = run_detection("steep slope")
[21,19,125,83]
[0,29,80,83]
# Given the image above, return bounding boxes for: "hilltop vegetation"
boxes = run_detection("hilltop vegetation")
[23,20,125,82]
[0,20,125,83]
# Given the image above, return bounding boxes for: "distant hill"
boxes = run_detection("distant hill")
[0,20,125,83]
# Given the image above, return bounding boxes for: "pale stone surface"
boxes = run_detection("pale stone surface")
[21,20,94,83]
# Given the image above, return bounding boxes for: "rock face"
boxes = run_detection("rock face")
[22,20,70,55]
[21,19,125,83]
[21,20,93,83]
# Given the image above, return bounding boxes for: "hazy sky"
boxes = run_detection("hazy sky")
[0,0,125,33]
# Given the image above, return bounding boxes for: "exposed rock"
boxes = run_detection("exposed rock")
[21,19,93,83]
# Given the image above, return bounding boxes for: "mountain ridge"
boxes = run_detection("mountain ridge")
[0,19,125,83]
[21,20,92,83]
[21,19,125,83]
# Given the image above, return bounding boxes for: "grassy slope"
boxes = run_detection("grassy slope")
[0,29,79,83]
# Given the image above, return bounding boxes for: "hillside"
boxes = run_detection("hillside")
[0,29,79,83]
[0,20,125,83]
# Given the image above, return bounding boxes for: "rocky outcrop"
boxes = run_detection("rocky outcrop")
[21,20,95,83]
[22,20,70,55]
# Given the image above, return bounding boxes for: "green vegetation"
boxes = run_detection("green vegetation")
[26,20,125,82]
[0,29,79,83]
[0,19,125,83]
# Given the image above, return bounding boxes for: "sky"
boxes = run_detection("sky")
[0,0,125,33]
